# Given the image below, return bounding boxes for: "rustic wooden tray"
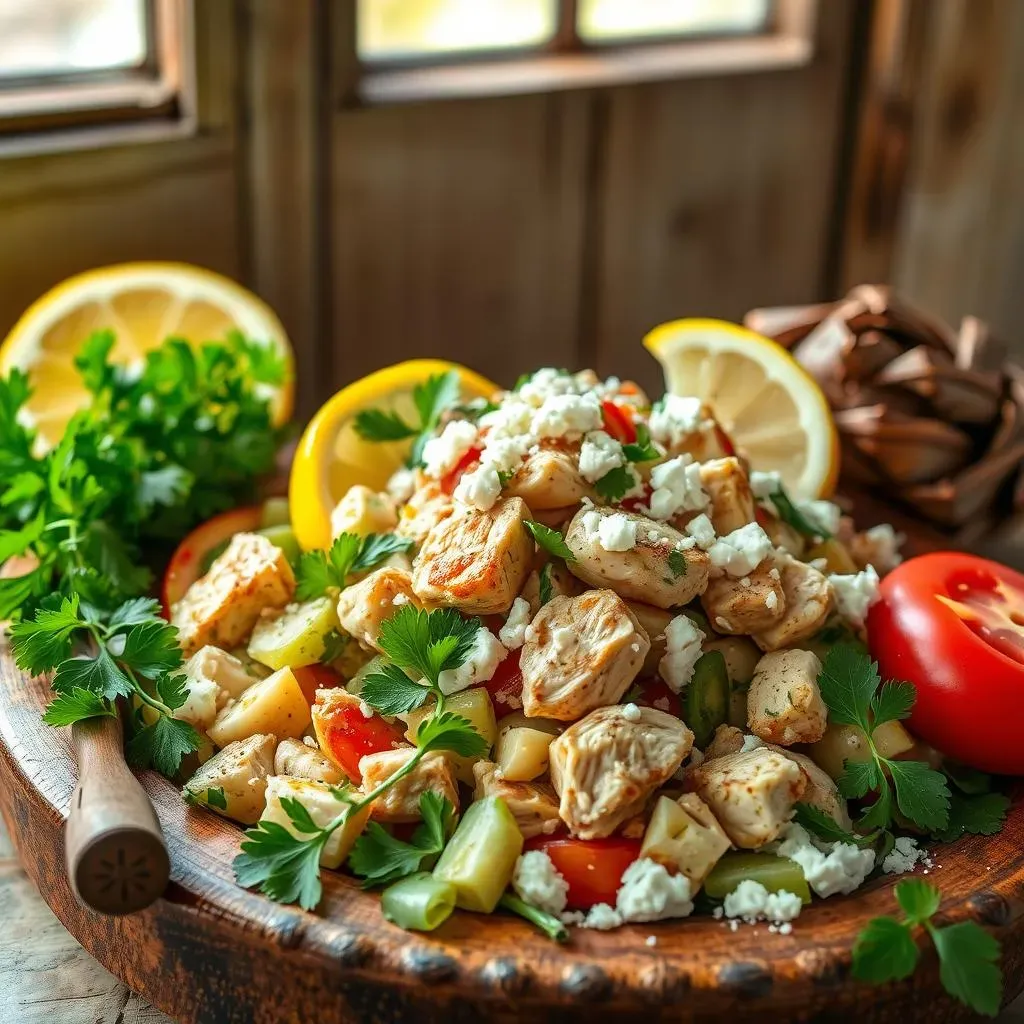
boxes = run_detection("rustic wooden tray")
[1,641,1023,1023]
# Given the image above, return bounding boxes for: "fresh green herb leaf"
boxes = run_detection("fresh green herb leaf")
[895,878,942,923]
[233,819,327,911]
[887,759,950,834]
[296,532,412,600]
[205,787,228,810]
[932,792,1010,843]
[106,597,163,631]
[932,922,1002,1018]
[53,649,132,700]
[413,372,460,435]
[538,562,554,606]
[8,593,86,674]
[768,486,833,539]
[113,619,183,680]
[837,757,884,800]
[594,464,639,503]
[852,915,920,983]
[351,532,414,573]
[156,672,190,713]
[42,688,115,727]
[125,715,200,777]
[870,680,915,727]
[621,424,660,463]
[667,549,687,578]
[523,519,574,561]
[353,408,418,442]
[377,606,481,689]
[415,711,489,758]
[856,783,894,832]
[793,802,874,846]
[817,644,878,731]
[360,663,430,716]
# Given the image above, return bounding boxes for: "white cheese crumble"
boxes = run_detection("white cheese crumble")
[649,395,705,448]
[774,823,875,897]
[622,702,642,722]
[765,590,779,611]
[499,596,533,650]
[579,430,625,483]
[597,512,638,552]
[830,564,881,626]
[512,850,569,915]
[659,614,705,693]
[860,523,905,573]
[386,467,417,504]
[798,499,843,537]
[707,522,773,576]
[749,470,782,500]
[422,419,479,478]
[453,463,503,512]
[882,836,931,875]
[517,367,581,405]
[551,625,576,654]
[437,626,508,695]
[532,392,602,439]
[645,935,658,947]
[392,592,410,606]
[740,734,764,753]
[647,455,709,520]
[684,512,717,550]
[615,858,694,923]
[723,880,803,925]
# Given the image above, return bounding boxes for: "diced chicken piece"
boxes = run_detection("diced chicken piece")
[641,793,731,888]
[396,482,454,546]
[700,559,786,635]
[184,645,261,707]
[274,736,346,785]
[685,747,806,849]
[520,590,649,720]
[752,554,832,652]
[174,660,221,733]
[506,447,591,510]
[762,514,806,559]
[564,506,710,609]
[698,457,756,535]
[624,601,674,675]
[172,533,295,656]
[336,566,423,652]
[520,560,583,615]
[704,723,745,760]
[473,761,562,839]
[529,506,578,531]
[359,747,459,823]
[182,733,276,825]
[768,745,852,830]
[330,484,398,540]
[747,649,828,746]
[848,523,904,575]
[549,704,693,839]
[412,497,534,615]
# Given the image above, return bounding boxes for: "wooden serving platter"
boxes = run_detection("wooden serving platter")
[1,645,1023,1023]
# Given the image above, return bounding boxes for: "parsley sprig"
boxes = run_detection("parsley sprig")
[232,607,487,910]
[853,879,1002,1016]
[295,531,413,601]
[593,424,658,502]
[762,481,832,540]
[353,371,460,467]
[523,519,575,562]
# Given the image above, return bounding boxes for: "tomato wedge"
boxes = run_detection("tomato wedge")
[525,836,641,910]
[314,699,406,784]
[600,400,637,444]
[439,445,483,495]
[868,552,1024,774]
[293,664,343,705]
[482,648,524,715]
[161,506,263,617]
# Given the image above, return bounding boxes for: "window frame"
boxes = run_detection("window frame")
[351,0,816,105]
[0,0,195,154]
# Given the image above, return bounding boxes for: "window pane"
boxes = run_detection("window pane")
[578,0,771,43]
[359,0,557,61]
[0,0,148,80]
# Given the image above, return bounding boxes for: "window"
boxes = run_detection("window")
[0,0,193,146]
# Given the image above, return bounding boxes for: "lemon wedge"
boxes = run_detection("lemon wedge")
[643,318,839,499]
[289,360,498,552]
[0,262,295,448]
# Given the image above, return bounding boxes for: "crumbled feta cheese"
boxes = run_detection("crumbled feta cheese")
[512,850,569,915]
[622,702,642,722]
[775,823,875,897]
[479,398,535,438]
[882,836,931,875]
[645,935,658,947]
[437,626,508,695]
[685,513,717,550]
[749,470,782,500]
[174,671,220,731]
[740,576,752,589]
[769,566,781,581]
[482,435,532,475]
[707,523,773,576]
[615,858,694,923]
[659,614,705,692]
[830,565,881,626]
[798,499,842,537]
[453,464,503,511]
[765,591,779,611]
[518,367,581,406]
[579,430,625,482]
[647,455,709,520]
[422,419,479,478]
[386,467,417,504]
[303,735,317,748]
[723,880,803,925]
[499,596,533,650]
[740,734,764,753]
[551,626,575,654]
[563,903,623,930]
[649,395,705,448]
[392,592,410,606]
[597,512,638,552]
[860,523,905,573]
[532,392,603,439]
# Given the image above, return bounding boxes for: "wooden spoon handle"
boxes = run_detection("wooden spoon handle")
[65,713,170,914]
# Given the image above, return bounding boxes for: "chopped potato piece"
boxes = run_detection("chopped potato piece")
[248,597,341,670]
[336,567,422,653]
[359,747,459,822]
[182,733,276,824]
[495,712,561,781]
[747,649,827,746]
[273,737,345,784]
[207,666,311,748]
[640,794,731,887]
[330,485,397,540]
[401,688,497,784]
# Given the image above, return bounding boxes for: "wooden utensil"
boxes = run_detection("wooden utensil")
[65,712,170,914]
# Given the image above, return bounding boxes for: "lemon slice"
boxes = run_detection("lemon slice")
[643,318,839,499]
[289,359,499,552]
[0,262,295,448]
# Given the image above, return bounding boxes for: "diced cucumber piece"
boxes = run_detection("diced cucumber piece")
[248,597,340,670]
[704,852,811,904]
[686,650,729,749]
[260,497,291,529]
[258,524,301,564]
[432,796,523,912]
[381,872,457,932]
[403,688,497,784]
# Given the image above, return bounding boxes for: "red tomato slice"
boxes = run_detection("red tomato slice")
[439,445,483,495]
[481,649,524,715]
[868,552,1024,774]
[631,676,683,718]
[525,836,641,910]
[293,664,343,705]
[600,400,637,445]
[161,506,263,617]
[315,700,406,784]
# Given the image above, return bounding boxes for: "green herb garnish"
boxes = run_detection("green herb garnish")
[295,531,413,600]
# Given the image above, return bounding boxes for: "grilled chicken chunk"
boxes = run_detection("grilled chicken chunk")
[473,761,562,839]
[172,533,295,657]
[752,553,832,652]
[747,649,828,746]
[359,747,459,823]
[396,482,454,546]
[336,566,422,652]
[182,733,277,825]
[769,745,851,830]
[704,723,746,760]
[624,600,675,675]
[521,590,649,720]
[701,559,786,635]
[685,747,806,849]
[273,737,346,785]
[412,497,534,615]
[549,704,693,839]
[506,447,591,510]
[520,560,583,615]
[564,507,710,609]
[698,457,756,535]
